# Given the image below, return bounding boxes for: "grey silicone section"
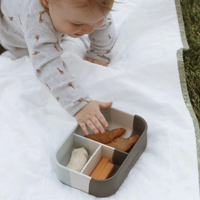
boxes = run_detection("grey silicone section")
[88,115,147,197]
[54,125,79,186]
[54,127,99,188]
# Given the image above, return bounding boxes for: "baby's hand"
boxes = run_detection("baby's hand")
[84,57,108,67]
[75,100,113,135]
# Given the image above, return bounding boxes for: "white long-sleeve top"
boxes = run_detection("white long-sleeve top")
[0,0,115,116]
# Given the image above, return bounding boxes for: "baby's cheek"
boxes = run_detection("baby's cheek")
[64,23,80,33]
[67,26,81,34]
[96,19,105,29]
[55,24,80,35]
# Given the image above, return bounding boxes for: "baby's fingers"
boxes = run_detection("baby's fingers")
[86,119,102,135]
[97,112,109,129]
[79,120,100,135]
[79,122,90,136]
[90,117,105,134]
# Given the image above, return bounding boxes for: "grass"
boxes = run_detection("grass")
[181,0,200,126]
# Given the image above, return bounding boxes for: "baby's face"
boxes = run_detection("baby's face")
[43,0,113,38]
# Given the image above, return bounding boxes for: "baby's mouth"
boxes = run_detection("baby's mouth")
[74,33,84,36]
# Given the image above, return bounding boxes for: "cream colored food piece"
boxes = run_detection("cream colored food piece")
[66,147,88,172]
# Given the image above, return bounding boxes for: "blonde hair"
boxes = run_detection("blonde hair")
[48,0,115,13]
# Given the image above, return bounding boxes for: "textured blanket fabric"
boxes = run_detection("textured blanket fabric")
[0,0,199,199]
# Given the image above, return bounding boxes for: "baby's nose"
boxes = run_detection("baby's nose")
[81,25,95,34]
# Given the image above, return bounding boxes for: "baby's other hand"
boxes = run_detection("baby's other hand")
[75,100,113,135]
[84,57,108,67]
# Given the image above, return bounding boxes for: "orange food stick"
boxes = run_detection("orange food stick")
[90,157,109,179]
[97,162,114,180]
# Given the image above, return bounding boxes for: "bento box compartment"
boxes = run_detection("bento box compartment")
[56,134,100,167]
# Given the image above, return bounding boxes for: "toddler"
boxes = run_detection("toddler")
[0,0,115,135]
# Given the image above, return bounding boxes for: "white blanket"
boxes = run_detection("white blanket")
[0,0,199,199]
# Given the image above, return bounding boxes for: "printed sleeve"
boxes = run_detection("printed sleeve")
[22,3,91,116]
[86,13,115,63]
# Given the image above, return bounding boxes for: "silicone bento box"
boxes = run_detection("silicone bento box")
[54,107,148,197]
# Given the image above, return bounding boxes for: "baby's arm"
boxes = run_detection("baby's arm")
[22,1,110,135]
[21,3,89,115]
[85,13,115,65]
